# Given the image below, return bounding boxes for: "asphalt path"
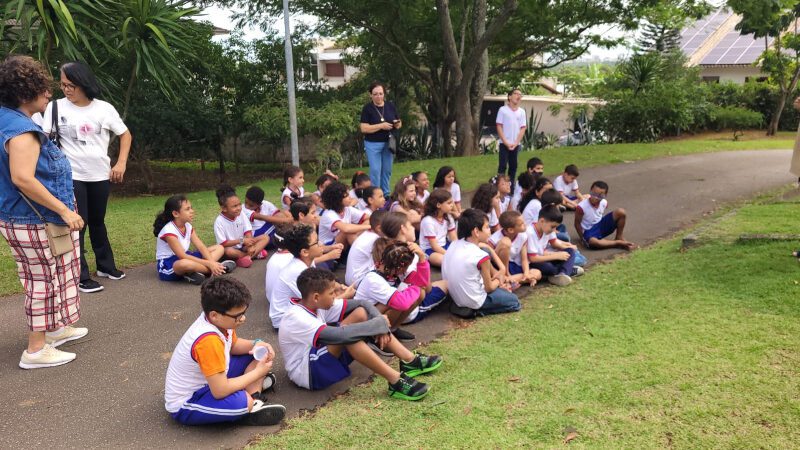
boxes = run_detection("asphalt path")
[0,149,793,449]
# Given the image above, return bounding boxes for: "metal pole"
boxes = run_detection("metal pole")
[283,0,299,166]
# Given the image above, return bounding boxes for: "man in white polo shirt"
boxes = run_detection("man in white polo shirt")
[496,88,527,194]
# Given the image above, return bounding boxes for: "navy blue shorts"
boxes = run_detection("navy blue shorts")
[583,212,617,242]
[309,346,353,390]
[424,241,450,256]
[157,251,202,281]
[253,223,275,238]
[508,261,523,275]
[170,354,255,426]
[406,286,447,324]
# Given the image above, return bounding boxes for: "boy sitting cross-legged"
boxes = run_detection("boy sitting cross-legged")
[279,267,442,400]
[164,277,285,426]
[528,205,583,287]
[574,180,635,251]
[442,208,521,318]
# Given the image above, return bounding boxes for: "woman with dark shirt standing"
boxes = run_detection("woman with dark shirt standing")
[0,55,87,369]
[359,82,402,196]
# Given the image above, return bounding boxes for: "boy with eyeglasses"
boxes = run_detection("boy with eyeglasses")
[164,277,285,426]
[574,181,635,251]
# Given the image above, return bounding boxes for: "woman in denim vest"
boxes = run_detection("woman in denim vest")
[0,56,88,369]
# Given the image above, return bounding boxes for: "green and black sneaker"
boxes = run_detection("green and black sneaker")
[400,353,443,377]
[388,374,429,401]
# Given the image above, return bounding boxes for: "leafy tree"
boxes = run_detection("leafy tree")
[636,1,712,54]
[727,0,800,135]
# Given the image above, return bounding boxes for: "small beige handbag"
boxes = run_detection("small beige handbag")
[19,194,74,257]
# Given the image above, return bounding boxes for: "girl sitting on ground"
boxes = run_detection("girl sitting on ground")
[348,171,371,210]
[433,166,462,218]
[412,171,431,204]
[389,176,423,227]
[281,165,305,210]
[492,174,513,214]
[311,173,336,215]
[418,188,456,267]
[471,182,502,233]
[357,185,387,216]
[154,194,236,285]
[519,176,552,226]
[318,181,370,248]
[214,185,270,268]
[510,172,535,212]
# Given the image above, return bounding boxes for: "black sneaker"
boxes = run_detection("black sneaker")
[221,260,237,274]
[183,272,206,285]
[400,353,443,377]
[78,279,104,293]
[388,374,429,401]
[262,372,277,393]
[96,269,126,280]
[366,337,393,357]
[239,400,286,426]
[392,328,415,341]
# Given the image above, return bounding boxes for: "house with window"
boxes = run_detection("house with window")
[680,8,772,84]
[311,39,359,88]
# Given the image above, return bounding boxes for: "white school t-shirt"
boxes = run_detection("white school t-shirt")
[269,257,310,328]
[156,221,193,260]
[487,209,499,228]
[213,212,253,249]
[553,175,579,198]
[354,271,398,306]
[347,189,369,211]
[265,250,294,303]
[279,299,347,389]
[345,230,380,285]
[318,207,366,244]
[526,225,558,257]
[496,105,527,145]
[281,186,305,210]
[419,215,455,251]
[442,239,491,309]
[417,190,430,205]
[243,200,280,233]
[510,188,523,212]
[41,98,128,182]
[576,197,607,230]
[499,194,511,212]
[450,183,462,204]
[488,229,525,266]
[522,199,542,226]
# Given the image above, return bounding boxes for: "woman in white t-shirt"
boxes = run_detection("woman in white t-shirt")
[42,62,132,294]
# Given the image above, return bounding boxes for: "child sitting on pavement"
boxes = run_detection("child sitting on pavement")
[527,205,584,287]
[488,210,541,289]
[279,267,442,400]
[554,164,588,210]
[213,185,269,268]
[574,180,635,251]
[164,277,285,426]
[243,186,291,245]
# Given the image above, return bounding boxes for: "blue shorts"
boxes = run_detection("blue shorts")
[252,223,276,238]
[508,261,523,275]
[582,212,617,242]
[406,286,447,324]
[424,241,450,256]
[157,251,202,281]
[170,354,255,426]
[309,346,353,390]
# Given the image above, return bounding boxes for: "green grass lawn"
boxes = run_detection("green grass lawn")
[251,196,800,449]
[0,135,793,296]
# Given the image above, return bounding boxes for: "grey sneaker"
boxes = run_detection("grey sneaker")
[184,272,206,285]
[221,260,237,274]
[548,273,572,286]
[571,266,585,277]
[19,345,76,369]
[45,326,88,348]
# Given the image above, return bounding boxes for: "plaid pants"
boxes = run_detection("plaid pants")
[0,221,81,331]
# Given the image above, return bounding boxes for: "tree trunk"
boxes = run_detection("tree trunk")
[233,135,240,173]
[217,132,226,183]
[122,64,137,120]
[130,145,155,193]
[454,94,478,155]
[768,93,785,136]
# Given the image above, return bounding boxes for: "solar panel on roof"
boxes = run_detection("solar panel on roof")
[700,31,772,65]
[680,8,733,56]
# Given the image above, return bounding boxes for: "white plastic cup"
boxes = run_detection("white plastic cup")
[253,345,269,361]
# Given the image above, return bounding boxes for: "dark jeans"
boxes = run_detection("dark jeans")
[478,288,521,316]
[497,143,519,192]
[530,247,576,277]
[74,180,117,281]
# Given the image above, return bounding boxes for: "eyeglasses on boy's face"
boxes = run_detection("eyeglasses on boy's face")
[590,192,606,199]
[218,306,248,321]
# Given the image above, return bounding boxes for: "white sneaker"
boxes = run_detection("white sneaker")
[548,274,573,286]
[572,266,585,277]
[19,344,76,369]
[45,326,88,348]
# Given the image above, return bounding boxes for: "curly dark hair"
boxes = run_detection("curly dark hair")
[375,240,415,277]
[470,183,498,214]
[321,181,348,213]
[0,55,52,108]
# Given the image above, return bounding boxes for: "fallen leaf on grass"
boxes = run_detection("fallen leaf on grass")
[508,376,521,382]
[582,327,594,337]
[564,408,575,413]
[547,304,554,309]
[463,406,472,415]
[429,399,447,406]
[563,432,579,444]
[373,401,382,408]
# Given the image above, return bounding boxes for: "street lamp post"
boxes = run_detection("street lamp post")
[282,0,299,166]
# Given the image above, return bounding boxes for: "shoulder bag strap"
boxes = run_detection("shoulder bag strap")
[18,192,47,223]
[49,100,60,147]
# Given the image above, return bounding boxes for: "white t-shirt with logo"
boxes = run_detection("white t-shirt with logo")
[279,299,347,389]
[42,98,128,182]
[450,183,462,204]
[354,271,398,306]
[213,212,253,249]
[488,229,526,266]
[553,175,579,198]
[526,225,558,257]
[345,230,380,285]
[522,199,542,226]
[442,239,491,309]
[576,197,607,230]
[269,257,311,328]
[419,215,455,251]
[281,186,305,210]
[243,200,280,233]
[156,221,193,260]
[496,105,527,146]
[417,190,430,205]
[318,207,366,245]
[487,209,499,228]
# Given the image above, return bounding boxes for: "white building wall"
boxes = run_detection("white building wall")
[699,65,765,84]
